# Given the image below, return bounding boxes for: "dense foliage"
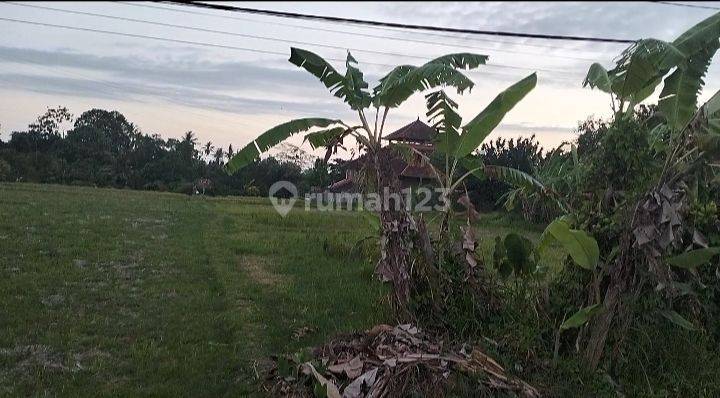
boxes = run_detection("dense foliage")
[0,107,345,196]
[466,135,543,211]
[1,106,539,210]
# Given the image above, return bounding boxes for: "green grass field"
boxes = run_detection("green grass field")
[0,183,400,396]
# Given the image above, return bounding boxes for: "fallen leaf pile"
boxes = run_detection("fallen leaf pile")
[264,324,539,397]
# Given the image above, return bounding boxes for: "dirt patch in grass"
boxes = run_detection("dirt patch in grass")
[0,345,112,379]
[239,255,286,287]
[0,345,70,374]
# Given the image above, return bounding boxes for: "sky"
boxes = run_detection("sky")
[0,1,718,159]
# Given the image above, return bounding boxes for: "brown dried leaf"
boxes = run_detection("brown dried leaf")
[301,362,341,398]
[342,367,378,398]
[633,224,657,246]
[693,229,709,248]
[328,356,364,379]
[457,195,481,221]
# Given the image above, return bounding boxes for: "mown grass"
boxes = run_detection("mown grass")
[2,183,718,396]
[0,183,390,396]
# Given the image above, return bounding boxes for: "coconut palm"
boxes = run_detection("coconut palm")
[213,147,224,165]
[203,141,214,158]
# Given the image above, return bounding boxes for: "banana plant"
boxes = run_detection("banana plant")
[583,12,720,131]
[226,49,489,175]
[225,47,489,304]
[430,73,539,194]
[579,12,720,370]
[402,74,568,234]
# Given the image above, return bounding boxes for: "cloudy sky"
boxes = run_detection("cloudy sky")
[0,1,718,158]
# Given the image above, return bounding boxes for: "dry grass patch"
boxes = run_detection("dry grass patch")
[239,254,287,287]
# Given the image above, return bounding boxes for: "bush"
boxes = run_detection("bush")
[464,135,543,211]
[173,182,195,195]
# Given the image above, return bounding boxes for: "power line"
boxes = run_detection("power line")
[4,2,432,62]
[118,1,603,54]
[649,1,720,10]
[0,15,584,78]
[3,2,594,67]
[167,1,636,44]
[0,16,286,56]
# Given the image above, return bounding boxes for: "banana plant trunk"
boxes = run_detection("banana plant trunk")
[583,252,632,370]
[372,151,415,307]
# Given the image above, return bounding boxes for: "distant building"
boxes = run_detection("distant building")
[327,119,438,193]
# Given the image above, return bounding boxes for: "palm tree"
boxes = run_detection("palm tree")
[213,147,224,165]
[178,131,199,164]
[226,48,538,304]
[182,131,197,146]
[203,141,214,159]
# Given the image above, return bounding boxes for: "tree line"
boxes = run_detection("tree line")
[0,107,352,196]
[0,106,545,210]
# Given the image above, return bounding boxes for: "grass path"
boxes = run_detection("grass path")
[0,183,386,396]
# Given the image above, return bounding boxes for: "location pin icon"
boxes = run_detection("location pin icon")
[268,181,298,218]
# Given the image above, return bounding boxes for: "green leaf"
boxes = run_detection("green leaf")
[360,211,380,232]
[561,304,601,330]
[289,48,345,96]
[601,39,676,102]
[599,11,720,104]
[289,48,370,110]
[536,215,572,255]
[343,52,373,110]
[592,10,720,106]
[426,90,461,154]
[374,64,472,108]
[583,63,613,93]
[542,218,599,270]
[667,247,720,269]
[612,44,662,99]
[504,233,534,275]
[226,118,339,174]
[276,357,295,379]
[659,40,719,131]
[700,90,720,135]
[459,155,485,180]
[706,89,720,117]
[670,12,720,57]
[484,165,545,193]
[303,127,347,149]
[660,310,696,331]
[373,53,487,108]
[425,53,489,69]
[455,73,537,158]
[313,381,329,398]
[629,75,663,108]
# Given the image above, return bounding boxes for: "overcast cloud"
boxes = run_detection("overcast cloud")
[0,1,718,155]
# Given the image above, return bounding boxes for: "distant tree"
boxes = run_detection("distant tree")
[64,125,114,185]
[464,135,544,211]
[300,158,332,192]
[29,106,73,138]
[182,131,197,146]
[203,141,214,158]
[212,147,224,165]
[9,106,72,154]
[74,109,136,155]
[0,107,335,196]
